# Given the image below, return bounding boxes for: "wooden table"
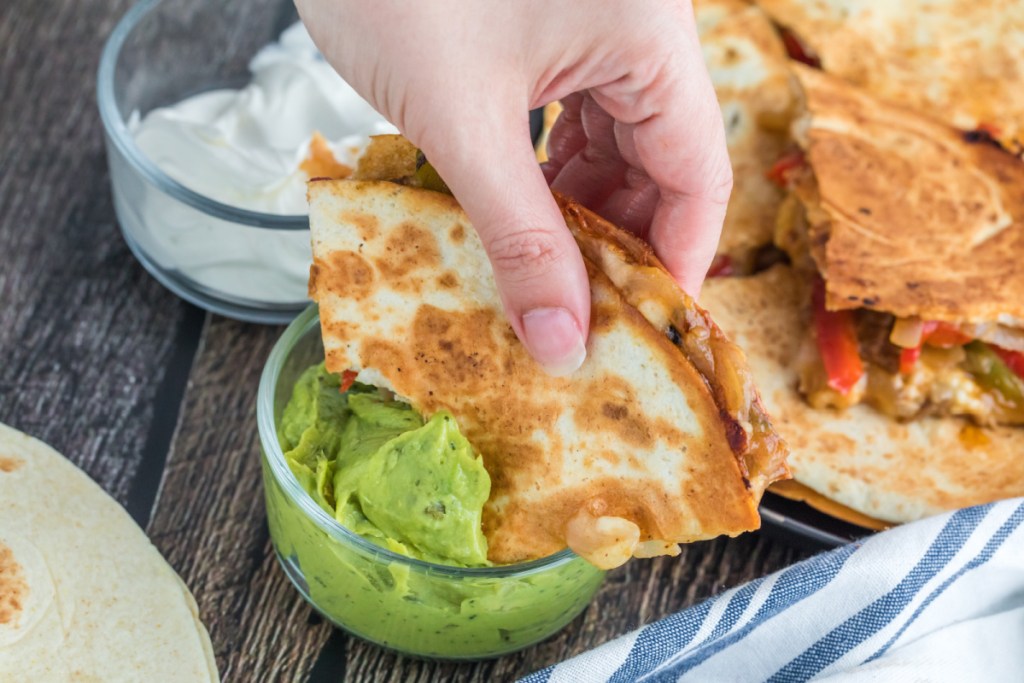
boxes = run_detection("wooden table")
[0,1,817,679]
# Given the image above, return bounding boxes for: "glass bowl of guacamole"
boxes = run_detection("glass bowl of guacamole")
[256,305,606,659]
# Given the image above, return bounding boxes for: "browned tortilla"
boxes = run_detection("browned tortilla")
[696,0,796,271]
[791,65,1024,327]
[308,179,787,567]
[555,195,790,499]
[755,0,1024,144]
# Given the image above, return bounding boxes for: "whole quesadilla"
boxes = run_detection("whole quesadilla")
[717,66,1024,525]
[306,142,789,567]
[695,0,796,275]
[754,0,1024,148]
[0,422,217,682]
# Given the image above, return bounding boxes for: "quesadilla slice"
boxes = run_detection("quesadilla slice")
[771,65,1024,428]
[694,0,797,275]
[307,168,788,567]
[754,0,1024,148]
[701,266,1024,526]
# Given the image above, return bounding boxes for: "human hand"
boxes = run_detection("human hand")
[295,0,732,375]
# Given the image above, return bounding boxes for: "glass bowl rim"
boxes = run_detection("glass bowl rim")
[256,303,583,578]
[96,0,309,231]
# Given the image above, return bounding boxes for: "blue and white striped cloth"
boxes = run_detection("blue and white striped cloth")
[525,498,1024,682]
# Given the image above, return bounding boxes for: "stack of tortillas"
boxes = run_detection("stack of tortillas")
[0,422,217,681]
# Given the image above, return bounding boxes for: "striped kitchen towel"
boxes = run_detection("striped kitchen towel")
[524,498,1024,683]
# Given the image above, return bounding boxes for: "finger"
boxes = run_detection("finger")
[590,31,732,296]
[595,167,659,237]
[416,102,590,377]
[541,92,587,183]
[549,93,628,208]
[591,120,657,236]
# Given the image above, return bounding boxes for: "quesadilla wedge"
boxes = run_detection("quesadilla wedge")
[701,266,1024,527]
[770,65,1024,428]
[694,0,797,275]
[306,154,788,567]
[754,0,1024,148]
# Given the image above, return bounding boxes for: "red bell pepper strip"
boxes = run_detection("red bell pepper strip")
[993,347,1024,380]
[899,346,921,375]
[339,369,358,393]
[922,321,973,348]
[977,122,1002,138]
[779,27,821,68]
[812,279,864,394]
[898,321,973,373]
[766,150,806,188]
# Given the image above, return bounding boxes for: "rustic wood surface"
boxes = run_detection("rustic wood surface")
[1,1,817,681]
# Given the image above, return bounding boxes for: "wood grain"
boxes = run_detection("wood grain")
[0,0,193,505]
[145,317,336,681]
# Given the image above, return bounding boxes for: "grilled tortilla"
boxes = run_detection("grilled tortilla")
[695,0,796,273]
[789,65,1024,327]
[755,0,1024,146]
[307,178,788,567]
[769,66,1024,426]
[701,266,1024,526]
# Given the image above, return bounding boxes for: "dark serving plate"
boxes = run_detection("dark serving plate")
[758,493,872,552]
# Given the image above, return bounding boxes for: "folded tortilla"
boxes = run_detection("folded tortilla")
[755,0,1024,144]
[789,65,1024,330]
[701,266,1024,525]
[695,0,796,272]
[307,178,788,567]
[0,422,217,682]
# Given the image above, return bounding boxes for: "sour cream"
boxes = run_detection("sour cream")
[129,23,396,305]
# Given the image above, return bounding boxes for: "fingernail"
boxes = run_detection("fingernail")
[521,307,587,377]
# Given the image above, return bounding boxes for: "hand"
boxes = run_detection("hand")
[296,0,732,375]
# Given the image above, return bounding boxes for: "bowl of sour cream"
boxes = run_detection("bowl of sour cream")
[97,0,396,323]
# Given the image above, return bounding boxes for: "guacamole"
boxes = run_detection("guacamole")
[278,363,490,566]
[265,362,605,658]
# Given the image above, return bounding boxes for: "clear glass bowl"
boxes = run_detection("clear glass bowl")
[256,305,606,659]
[97,0,316,323]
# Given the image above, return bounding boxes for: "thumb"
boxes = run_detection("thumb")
[416,109,590,377]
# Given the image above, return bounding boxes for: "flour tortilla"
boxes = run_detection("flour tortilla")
[0,422,217,682]
[701,266,1024,525]
[755,0,1024,144]
[308,179,788,567]
[789,65,1024,327]
[695,0,795,271]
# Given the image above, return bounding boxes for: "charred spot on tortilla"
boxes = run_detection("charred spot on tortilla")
[313,251,376,300]
[339,210,381,241]
[963,128,1004,149]
[0,456,22,473]
[0,541,28,626]
[963,128,1024,159]
[666,324,682,346]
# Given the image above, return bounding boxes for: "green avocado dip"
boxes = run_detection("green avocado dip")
[279,363,490,566]
[263,362,605,658]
